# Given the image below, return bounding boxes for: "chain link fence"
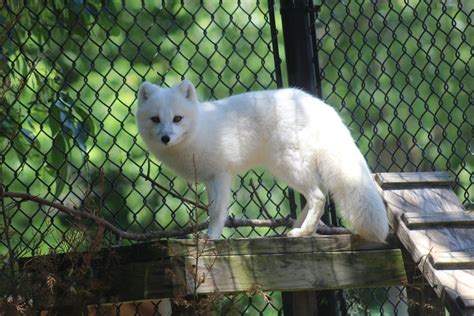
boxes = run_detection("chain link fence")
[1,0,472,315]
[317,0,472,206]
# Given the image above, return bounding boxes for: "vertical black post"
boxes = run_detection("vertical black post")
[280,0,318,95]
[280,1,340,315]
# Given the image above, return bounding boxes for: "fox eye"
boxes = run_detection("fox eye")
[173,116,183,123]
[150,116,160,123]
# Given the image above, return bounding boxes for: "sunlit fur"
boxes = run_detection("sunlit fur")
[136,80,389,241]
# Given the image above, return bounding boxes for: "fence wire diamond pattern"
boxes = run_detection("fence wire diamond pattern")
[0,0,472,315]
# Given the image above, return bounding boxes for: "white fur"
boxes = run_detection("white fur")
[136,80,389,241]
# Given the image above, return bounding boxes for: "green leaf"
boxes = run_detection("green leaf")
[59,92,74,106]
[109,25,121,37]
[75,122,88,154]
[74,105,96,156]
[60,110,77,136]
[74,104,96,137]
[20,128,35,143]
[0,53,10,77]
[99,5,121,37]
[69,0,84,15]
[85,3,99,19]
[13,133,29,165]
[48,134,69,197]
[49,101,62,138]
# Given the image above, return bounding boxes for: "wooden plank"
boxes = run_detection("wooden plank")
[379,181,474,316]
[382,188,473,259]
[46,234,393,261]
[402,212,474,229]
[166,234,395,257]
[429,251,474,270]
[183,249,407,294]
[381,187,466,230]
[375,172,453,189]
[394,220,474,269]
[21,236,404,309]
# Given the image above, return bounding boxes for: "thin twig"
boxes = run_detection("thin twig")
[139,172,208,211]
[249,179,273,219]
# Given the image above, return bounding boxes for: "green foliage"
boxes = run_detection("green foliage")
[0,0,118,195]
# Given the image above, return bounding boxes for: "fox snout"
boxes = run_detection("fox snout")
[161,135,170,144]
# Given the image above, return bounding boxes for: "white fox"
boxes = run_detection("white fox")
[136,80,389,242]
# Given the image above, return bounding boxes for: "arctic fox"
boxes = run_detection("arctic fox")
[136,80,389,242]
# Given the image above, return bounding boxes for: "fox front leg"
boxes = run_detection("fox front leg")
[205,173,232,240]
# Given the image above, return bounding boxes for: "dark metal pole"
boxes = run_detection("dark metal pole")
[280,0,318,94]
[279,1,340,315]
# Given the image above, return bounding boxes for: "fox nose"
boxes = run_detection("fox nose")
[161,135,170,144]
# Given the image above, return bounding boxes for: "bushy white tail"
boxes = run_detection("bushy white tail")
[329,160,389,242]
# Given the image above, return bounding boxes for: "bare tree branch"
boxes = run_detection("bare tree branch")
[3,191,350,241]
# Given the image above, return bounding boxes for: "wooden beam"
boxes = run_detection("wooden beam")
[165,234,395,257]
[375,171,453,189]
[182,249,406,294]
[429,252,474,270]
[381,186,466,231]
[402,212,474,229]
[20,235,406,309]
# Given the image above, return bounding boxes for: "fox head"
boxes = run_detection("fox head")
[136,80,199,148]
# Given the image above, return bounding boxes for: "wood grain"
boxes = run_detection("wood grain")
[377,172,474,316]
[184,249,406,294]
[429,251,474,270]
[375,171,453,189]
[21,234,405,309]
[165,234,395,257]
[402,212,474,229]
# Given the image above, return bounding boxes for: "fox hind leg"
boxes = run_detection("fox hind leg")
[287,188,326,237]
[292,203,309,228]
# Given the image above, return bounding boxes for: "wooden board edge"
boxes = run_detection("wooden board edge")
[402,211,474,229]
[375,172,453,190]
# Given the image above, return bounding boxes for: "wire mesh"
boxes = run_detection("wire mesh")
[317,0,472,207]
[0,0,471,315]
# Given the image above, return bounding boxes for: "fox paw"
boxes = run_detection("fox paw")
[287,228,313,237]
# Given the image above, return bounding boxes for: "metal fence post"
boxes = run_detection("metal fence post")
[280,0,318,94]
[280,0,340,315]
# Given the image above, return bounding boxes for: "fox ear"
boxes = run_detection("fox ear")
[177,80,198,103]
[138,81,155,102]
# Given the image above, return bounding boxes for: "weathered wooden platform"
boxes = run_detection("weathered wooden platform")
[376,172,474,316]
[22,234,405,308]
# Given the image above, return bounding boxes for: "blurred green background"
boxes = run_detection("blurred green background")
[0,0,472,314]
